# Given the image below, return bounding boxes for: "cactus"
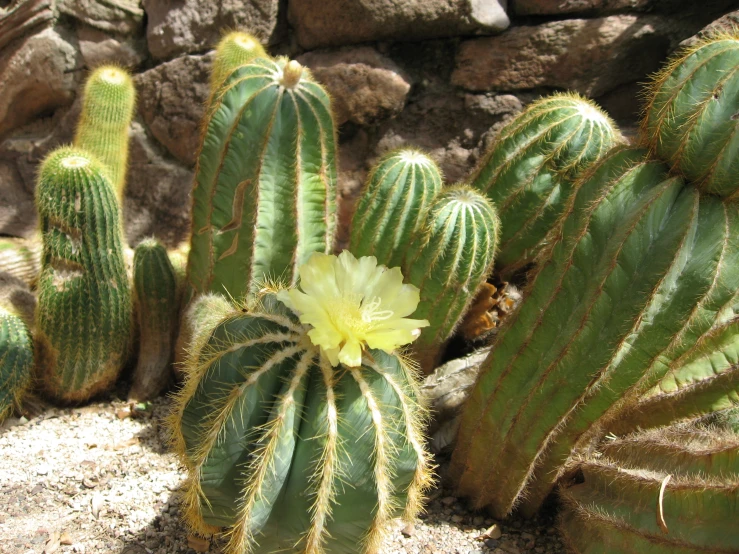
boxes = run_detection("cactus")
[73,66,136,200]
[0,236,42,286]
[128,238,181,401]
[208,31,268,106]
[349,148,442,269]
[0,305,33,422]
[187,57,337,301]
[560,424,739,553]
[169,291,432,554]
[641,32,739,198]
[404,186,499,374]
[35,147,132,403]
[469,93,621,277]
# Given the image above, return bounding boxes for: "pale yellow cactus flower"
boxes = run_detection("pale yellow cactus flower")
[276,250,429,367]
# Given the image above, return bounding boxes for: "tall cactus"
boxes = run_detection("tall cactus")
[469,93,621,277]
[0,305,33,422]
[73,66,136,200]
[187,57,337,301]
[208,31,268,105]
[349,148,442,269]
[404,186,499,374]
[641,32,739,197]
[35,147,132,403]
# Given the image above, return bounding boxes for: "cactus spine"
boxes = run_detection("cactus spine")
[209,31,268,103]
[404,186,499,374]
[73,66,136,200]
[169,293,432,554]
[469,93,621,276]
[0,305,33,422]
[349,149,442,269]
[187,57,337,301]
[128,238,181,401]
[35,147,132,403]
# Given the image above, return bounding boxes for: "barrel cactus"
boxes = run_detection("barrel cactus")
[73,65,136,200]
[35,147,132,403]
[0,305,33,423]
[170,251,432,554]
[187,57,337,302]
[404,186,499,374]
[349,148,442,269]
[560,423,739,553]
[469,92,621,277]
[209,31,268,103]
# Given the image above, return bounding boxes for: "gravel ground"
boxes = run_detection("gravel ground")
[0,395,565,554]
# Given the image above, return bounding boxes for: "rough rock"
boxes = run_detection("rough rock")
[0,159,35,238]
[125,121,193,248]
[142,0,279,60]
[514,0,650,15]
[0,0,55,52]
[681,9,739,48]
[298,47,412,126]
[135,53,212,165]
[77,25,147,69]
[0,26,81,138]
[452,15,677,97]
[288,0,510,49]
[58,0,145,36]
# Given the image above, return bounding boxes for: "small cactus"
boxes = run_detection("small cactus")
[0,305,33,423]
[349,148,442,269]
[208,31,268,103]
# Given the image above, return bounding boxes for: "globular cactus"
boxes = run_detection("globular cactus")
[73,65,136,200]
[128,238,181,401]
[0,236,42,286]
[641,32,739,198]
[560,424,739,553]
[469,93,621,277]
[208,31,268,105]
[349,148,442,269]
[170,252,432,554]
[187,57,337,302]
[35,147,132,403]
[0,305,33,423]
[404,186,499,374]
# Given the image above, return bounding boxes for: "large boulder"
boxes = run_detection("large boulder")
[58,0,145,35]
[288,0,509,49]
[514,0,650,15]
[76,25,147,69]
[681,9,739,48]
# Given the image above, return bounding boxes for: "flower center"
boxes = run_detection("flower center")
[327,293,395,336]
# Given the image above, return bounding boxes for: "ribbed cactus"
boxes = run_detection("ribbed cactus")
[560,424,739,553]
[73,66,136,200]
[641,32,739,198]
[469,93,621,276]
[0,236,42,286]
[35,147,132,403]
[0,305,33,422]
[187,57,337,301]
[169,292,432,554]
[128,238,181,401]
[349,148,442,269]
[404,186,499,374]
[209,31,268,104]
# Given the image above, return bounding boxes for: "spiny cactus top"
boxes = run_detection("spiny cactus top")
[73,65,136,200]
[641,32,739,197]
[349,148,442,270]
[209,31,268,101]
[188,57,337,301]
[35,147,132,403]
[0,305,33,423]
[469,92,620,276]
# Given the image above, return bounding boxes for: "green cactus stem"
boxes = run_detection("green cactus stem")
[0,305,33,423]
[349,148,442,269]
[469,92,621,277]
[641,32,739,198]
[404,186,499,374]
[35,147,132,403]
[128,238,181,401]
[73,65,136,200]
[187,57,337,301]
[560,424,739,553]
[208,31,268,107]
[0,236,42,286]
[169,293,432,554]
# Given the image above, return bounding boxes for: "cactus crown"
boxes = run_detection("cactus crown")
[209,31,267,95]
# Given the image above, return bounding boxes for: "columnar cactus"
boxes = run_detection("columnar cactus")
[0,305,33,423]
[469,93,621,276]
[349,148,442,269]
[128,238,181,401]
[404,186,499,374]
[641,32,739,197]
[208,31,268,104]
[0,236,41,285]
[73,66,136,200]
[170,252,432,554]
[560,424,739,553]
[35,147,132,403]
[187,57,337,301]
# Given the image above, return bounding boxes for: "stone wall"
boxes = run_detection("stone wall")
[0,0,736,247]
